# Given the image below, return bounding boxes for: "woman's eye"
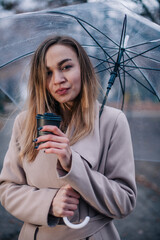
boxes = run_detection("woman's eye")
[62,65,72,71]
[46,70,52,77]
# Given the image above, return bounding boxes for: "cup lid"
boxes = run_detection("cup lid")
[36,113,62,121]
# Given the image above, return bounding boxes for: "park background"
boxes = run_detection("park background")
[0,0,160,239]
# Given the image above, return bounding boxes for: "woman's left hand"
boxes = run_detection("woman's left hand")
[35,125,72,172]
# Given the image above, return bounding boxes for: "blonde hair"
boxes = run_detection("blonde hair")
[20,36,99,162]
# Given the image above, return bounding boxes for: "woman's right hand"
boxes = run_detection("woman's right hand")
[50,184,80,218]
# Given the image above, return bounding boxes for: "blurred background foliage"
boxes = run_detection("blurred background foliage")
[0,0,159,24]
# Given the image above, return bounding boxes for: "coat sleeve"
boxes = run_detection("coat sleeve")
[57,111,137,219]
[0,114,59,227]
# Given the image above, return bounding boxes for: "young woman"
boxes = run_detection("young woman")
[0,36,136,240]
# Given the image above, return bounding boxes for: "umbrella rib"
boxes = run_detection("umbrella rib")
[1,10,119,69]
[46,10,119,47]
[124,43,160,64]
[95,61,113,69]
[121,67,158,97]
[125,49,160,64]
[120,64,160,71]
[76,19,115,65]
[0,51,34,69]
[88,55,114,65]
[96,66,114,74]
[88,55,108,62]
[94,61,112,74]
[89,50,119,73]
[94,60,107,69]
[76,19,116,73]
[89,50,119,64]
[126,38,160,49]
[124,50,160,92]
[120,52,160,101]
[47,10,120,70]
[0,86,21,109]
[94,62,112,73]
[83,44,118,50]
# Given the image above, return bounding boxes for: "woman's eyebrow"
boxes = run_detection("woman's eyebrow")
[46,58,72,69]
[58,58,72,67]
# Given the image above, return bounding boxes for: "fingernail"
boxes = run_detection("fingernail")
[33,138,38,142]
[34,145,39,149]
[38,127,43,131]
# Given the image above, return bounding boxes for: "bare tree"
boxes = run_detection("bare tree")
[132,0,160,24]
[0,0,88,14]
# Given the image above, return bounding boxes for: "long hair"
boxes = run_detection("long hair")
[20,35,99,162]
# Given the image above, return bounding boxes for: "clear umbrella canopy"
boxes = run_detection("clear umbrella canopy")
[0,1,160,163]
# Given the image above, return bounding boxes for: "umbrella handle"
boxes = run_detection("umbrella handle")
[63,216,90,229]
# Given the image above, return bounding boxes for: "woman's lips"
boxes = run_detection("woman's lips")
[56,88,70,95]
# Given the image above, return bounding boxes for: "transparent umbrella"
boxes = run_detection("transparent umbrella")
[0,0,160,229]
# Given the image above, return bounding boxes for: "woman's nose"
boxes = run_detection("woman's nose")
[54,70,66,84]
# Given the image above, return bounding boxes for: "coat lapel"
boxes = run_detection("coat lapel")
[71,102,101,169]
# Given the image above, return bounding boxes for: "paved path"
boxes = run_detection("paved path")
[115,161,160,240]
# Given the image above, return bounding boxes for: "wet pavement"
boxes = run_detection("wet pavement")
[0,111,160,240]
[115,161,160,240]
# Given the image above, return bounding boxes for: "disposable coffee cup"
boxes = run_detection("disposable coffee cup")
[36,113,62,137]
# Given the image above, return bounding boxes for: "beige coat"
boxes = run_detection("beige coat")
[0,102,137,240]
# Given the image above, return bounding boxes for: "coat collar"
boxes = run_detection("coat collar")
[71,101,101,169]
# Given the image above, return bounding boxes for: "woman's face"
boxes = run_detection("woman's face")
[45,44,81,105]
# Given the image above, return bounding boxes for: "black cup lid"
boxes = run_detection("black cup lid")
[36,113,62,121]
